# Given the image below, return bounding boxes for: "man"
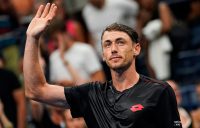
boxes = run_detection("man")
[24,3,182,128]
[48,19,105,86]
[0,99,13,128]
[0,53,26,128]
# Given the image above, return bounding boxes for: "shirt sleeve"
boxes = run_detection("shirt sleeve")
[156,85,182,128]
[64,83,92,118]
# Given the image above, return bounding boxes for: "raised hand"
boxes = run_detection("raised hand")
[26,3,57,39]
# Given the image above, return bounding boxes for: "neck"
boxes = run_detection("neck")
[63,39,74,51]
[67,41,74,49]
[111,62,139,92]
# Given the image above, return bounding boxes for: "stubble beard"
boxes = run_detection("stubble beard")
[109,60,132,74]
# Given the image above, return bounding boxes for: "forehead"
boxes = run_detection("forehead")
[102,31,131,42]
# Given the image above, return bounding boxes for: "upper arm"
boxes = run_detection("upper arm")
[31,83,69,109]
[13,88,25,105]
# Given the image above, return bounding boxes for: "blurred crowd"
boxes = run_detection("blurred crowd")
[0,0,200,128]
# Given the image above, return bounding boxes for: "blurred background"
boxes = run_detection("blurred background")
[0,0,200,128]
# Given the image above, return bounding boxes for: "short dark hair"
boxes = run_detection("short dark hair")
[44,19,66,37]
[101,23,139,43]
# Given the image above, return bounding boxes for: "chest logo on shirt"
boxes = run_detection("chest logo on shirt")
[130,104,144,112]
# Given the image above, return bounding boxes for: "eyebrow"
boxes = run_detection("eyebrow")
[115,37,125,42]
[103,37,125,43]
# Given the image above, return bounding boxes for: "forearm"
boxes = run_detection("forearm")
[23,4,68,108]
[30,101,44,121]
[0,114,13,128]
[17,101,26,128]
[23,36,46,98]
[159,2,173,33]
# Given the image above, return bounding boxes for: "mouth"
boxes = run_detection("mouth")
[109,56,122,60]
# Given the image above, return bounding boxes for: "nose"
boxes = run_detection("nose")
[111,43,118,54]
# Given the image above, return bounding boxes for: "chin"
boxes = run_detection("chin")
[109,62,132,73]
[109,64,125,71]
[107,62,122,69]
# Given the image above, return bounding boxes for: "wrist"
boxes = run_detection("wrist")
[26,35,38,42]
[26,31,40,41]
[25,35,40,51]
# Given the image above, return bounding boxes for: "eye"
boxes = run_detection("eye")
[116,40,125,45]
[103,41,111,48]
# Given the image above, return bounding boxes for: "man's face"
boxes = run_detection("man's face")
[102,31,140,71]
[51,32,68,50]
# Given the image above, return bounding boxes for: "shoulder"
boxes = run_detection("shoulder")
[50,50,59,59]
[80,81,108,91]
[0,68,16,77]
[0,68,21,87]
[64,81,107,95]
[138,75,175,102]
[139,75,171,92]
[0,68,10,75]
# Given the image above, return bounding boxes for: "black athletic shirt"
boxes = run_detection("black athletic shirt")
[64,75,182,128]
[0,68,21,127]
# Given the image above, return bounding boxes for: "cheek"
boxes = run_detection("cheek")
[102,50,109,60]
[124,49,134,59]
[102,49,111,57]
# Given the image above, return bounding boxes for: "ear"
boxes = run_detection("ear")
[133,43,141,56]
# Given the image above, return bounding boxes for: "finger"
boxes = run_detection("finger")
[46,4,57,20]
[41,3,51,18]
[48,4,57,19]
[35,5,45,18]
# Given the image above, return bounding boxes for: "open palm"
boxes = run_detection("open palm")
[26,3,57,39]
